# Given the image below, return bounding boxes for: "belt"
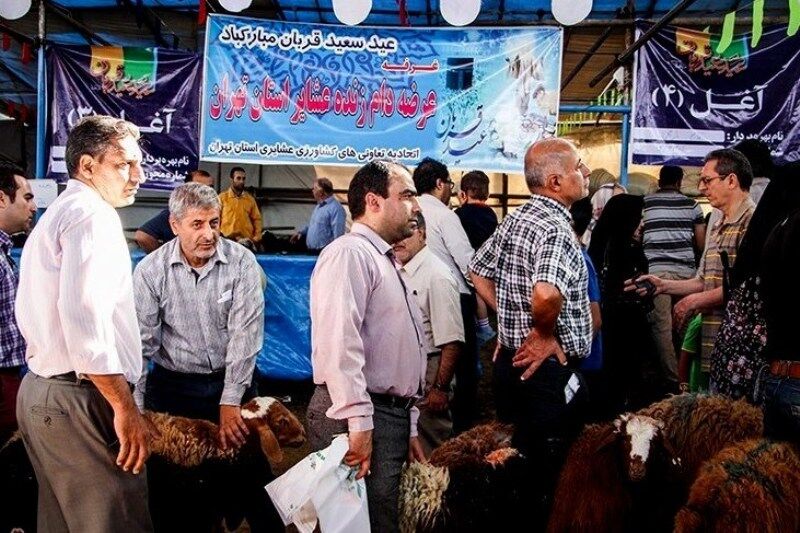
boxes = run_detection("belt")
[45,372,134,391]
[368,392,416,411]
[769,360,800,379]
[48,372,97,387]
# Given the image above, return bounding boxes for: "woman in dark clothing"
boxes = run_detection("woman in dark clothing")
[589,194,659,416]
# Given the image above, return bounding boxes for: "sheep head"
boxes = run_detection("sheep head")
[241,397,306,465]
[612,414,670,482]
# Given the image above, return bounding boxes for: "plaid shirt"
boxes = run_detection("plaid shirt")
[470,195,592,357]
[0,230,26,368]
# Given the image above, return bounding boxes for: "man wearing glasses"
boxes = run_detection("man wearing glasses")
[629,148,755,385]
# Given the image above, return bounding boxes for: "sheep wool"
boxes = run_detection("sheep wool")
[675,439,800,533]
[398,461,450,533]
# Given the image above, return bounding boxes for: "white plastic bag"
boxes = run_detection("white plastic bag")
[266,434,370,533]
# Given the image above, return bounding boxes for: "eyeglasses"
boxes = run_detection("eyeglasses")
[698,174,730,187]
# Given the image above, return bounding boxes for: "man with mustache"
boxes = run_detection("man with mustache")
[132,182,274,531]
[0,162,36,443]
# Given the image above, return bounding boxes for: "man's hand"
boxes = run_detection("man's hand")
[113,404,157,475]
[673,294,699,331]
[219,405,250,450]
[624,274,664,297]
[408,436,426,464]
[492,341,501,362]
[513,328,566,380]
[421,388,448,413]
[344,429,373,480]
[289,232,302,244]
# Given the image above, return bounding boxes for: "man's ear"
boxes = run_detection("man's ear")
[0,191,9,209]
[169,215,179,236]
[77,154,95,181]
[546,173,561,192]
[365,191,382,213]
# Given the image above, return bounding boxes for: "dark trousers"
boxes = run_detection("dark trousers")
[761,372,800,444]
[306,386,411,533]
[0,366,22,444]
[145,365,282,533]
[493,347,588,529]
[452,293,479,433]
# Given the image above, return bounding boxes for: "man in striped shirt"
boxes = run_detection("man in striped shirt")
[642,165,706,391]
[630,149,755,377]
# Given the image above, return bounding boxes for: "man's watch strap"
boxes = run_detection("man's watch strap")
[432,381,451,393]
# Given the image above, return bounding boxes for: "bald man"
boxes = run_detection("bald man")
[469,138,593,525]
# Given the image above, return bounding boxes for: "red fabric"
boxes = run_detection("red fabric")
[19,105,29,123]
[1,33,11,51]
[397,0,410,26]
[198,0,207,27]
[0,370,22,443]
[21,42,32,65]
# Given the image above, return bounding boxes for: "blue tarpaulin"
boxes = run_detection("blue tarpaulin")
[12,248,316,381]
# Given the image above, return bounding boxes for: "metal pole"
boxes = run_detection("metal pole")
[559,104,631,113]
[35,0,47,180]
[589,0,698,87]
[620,111,631,186]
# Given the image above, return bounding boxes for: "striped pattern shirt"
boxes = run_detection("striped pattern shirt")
[15,180,142,383]
[642,190,704,277]
[470,195,592,357]
[699,197,755,370]
[133,237,264,407]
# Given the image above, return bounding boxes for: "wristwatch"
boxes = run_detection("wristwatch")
[432,381,451,393]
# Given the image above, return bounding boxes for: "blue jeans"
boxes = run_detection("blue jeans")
[760,372,800,444]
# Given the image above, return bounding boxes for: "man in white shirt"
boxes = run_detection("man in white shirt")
[413,158,478,433]
[15,116,154,533]
[393,212,464,454]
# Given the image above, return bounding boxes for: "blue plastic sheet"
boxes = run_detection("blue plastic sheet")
[15,248,315,381]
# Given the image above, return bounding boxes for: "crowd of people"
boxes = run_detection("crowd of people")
[0,114,799,533]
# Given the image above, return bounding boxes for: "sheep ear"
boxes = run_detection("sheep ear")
[596,426,620,451]
[255,422,284,464]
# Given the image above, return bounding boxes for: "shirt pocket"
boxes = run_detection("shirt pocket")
[216,288,234,329]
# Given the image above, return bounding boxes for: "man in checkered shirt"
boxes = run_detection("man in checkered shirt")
[470,138,592,518]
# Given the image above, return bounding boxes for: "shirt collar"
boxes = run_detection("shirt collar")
[168,237,229,269]
[400,246,429,276]
[0,229,12,253]
[717,196,755,229]
[531,194,573,222]
[318,196,334,206]
[351,222,392,256]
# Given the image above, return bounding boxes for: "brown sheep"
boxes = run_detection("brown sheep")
[399,422,527,533]
[637,393,764,479]
[145,396,306,468]
[675,439,800,533]
[548,414,680,533]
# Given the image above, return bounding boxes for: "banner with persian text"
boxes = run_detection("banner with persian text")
[48,46,202,189]
[200,15,562,172]
[632,22,800,165]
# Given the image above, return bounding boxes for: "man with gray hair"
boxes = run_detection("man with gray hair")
[469,138,592,525]
[15,115,153,532]
[133,182,274,531]
[290,176,346,252]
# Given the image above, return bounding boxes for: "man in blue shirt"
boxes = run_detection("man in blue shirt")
[291,177,346,252]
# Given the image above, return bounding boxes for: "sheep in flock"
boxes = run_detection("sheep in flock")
[548,394,765,533]
[399,422,532,533]
[674,439,800,533]
[547,413,682,533]
[145,396,306,468]
[636,393,764,479]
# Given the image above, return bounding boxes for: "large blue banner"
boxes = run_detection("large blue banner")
[200,15,562,173]
[632,23,800,165]
[47,46,202,189]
